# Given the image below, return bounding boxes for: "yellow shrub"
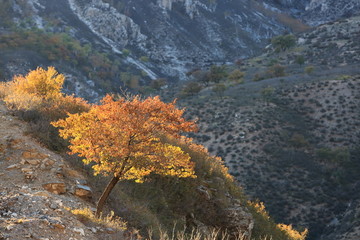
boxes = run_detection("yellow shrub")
[277,223,308,240]
[0,66,89,117]
[248,200,270,220]
[13,66,64,99]
[1,66,65,110]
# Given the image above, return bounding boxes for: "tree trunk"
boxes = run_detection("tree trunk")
[95,176,120,217]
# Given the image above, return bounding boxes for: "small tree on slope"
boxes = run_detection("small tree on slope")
[52,95,197,217]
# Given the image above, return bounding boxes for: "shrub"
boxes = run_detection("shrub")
[304,66,314,75]
[212,83,226,98]
[228,69,245,83]
[267,64,286,78]
[277,224,308,240]
[140,56,149,62]
[180,82,202,97]
[295,55,305,65]
[209,65,227,83]
[0,67,90,150]
[290,134,308,148]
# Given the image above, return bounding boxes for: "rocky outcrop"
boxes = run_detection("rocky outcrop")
[157,0,199,19]
[67,0,287,80]
[303,0,360,25]
[68,0,147,48]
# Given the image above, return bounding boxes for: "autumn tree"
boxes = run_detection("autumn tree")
[52,95,197,216]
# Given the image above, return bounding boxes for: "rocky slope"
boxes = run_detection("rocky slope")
[0,103,126,240]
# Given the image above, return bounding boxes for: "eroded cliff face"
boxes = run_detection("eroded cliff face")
[68,0,288,80]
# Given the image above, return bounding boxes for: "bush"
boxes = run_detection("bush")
[304,66,314,75]
[180,82,202,97]
[295,55,305,65]
[290,134,308,148]
[228,69,245,83]
[267,64,286,78]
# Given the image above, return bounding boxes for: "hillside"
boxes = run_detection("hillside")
[169,15,360,240]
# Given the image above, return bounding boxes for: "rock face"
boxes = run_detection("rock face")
[303,0,360,25]
[68,0,288,80]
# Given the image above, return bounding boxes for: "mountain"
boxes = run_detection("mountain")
[1,0,359,98]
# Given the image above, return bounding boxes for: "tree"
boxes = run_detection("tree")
[52,95,197,216]
[271,34,296,52]
[209,65,227,83]
[181,81,202,96]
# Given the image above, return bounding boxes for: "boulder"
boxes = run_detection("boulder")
[43,183,66,194]
[74,185,92,198]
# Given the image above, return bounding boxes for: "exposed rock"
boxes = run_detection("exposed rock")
[74,185,92,198]
[26,159,40,165]
[303,0,360,25]
[73,227,85,236]
[6,164,19,170]
[22,150,47,160]
[42,183,67,195]
[196,185,211,200]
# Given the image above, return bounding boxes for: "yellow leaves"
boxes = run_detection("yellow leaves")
[52,94,198,181]
[7,66,64,105]
[0,66,90,123]
[277,223,308,240]
[247,200,270,220]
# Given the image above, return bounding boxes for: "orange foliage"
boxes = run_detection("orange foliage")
[52,95,198,181]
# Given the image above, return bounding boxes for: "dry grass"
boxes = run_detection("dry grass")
[70,207,127,231]
[147,226,274,240]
